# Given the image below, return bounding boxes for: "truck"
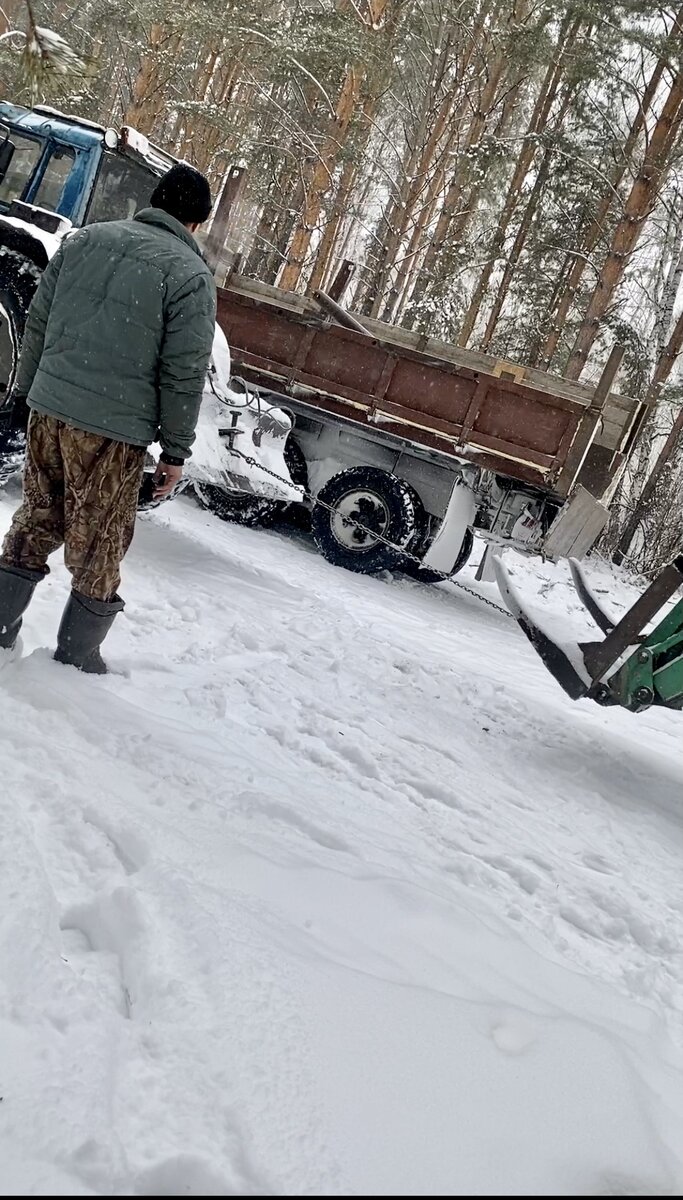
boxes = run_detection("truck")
[0,100,646,584]
[214,276,642,578]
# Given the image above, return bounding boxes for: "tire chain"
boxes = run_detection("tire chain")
[236,452,513,619]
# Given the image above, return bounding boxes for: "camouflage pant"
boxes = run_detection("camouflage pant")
[1,411,146,601]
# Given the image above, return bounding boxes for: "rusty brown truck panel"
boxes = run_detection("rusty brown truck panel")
[216,276,642,501]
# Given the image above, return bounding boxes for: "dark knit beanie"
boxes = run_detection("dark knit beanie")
[150,163,212,225]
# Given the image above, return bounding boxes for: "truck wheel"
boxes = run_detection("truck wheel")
[312,466,416,573]
[0,249,40,419]
[193,438,308,530]
[193,481,279,528]
[280,436,311,530]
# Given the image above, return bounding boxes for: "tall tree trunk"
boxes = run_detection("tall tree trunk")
[173,41,222,155]
[260,175,307,284]
[277,61,364,291]
[654,212,683,359]
[190,59,243,173]
[536,45,672,369]
[457,12,580,348]
[124,23,165,130]
[386,142,453,322]
[612,301,683,563]
[124,25,184,134]
[446,68,527,250]
[381,5,515,318]
[375,89,464,319]
[335,165,377,282]
[404,0,542,327]
[307,153,361,293]
[400,70,526,326]
[621,211,682,484]
[399,58,508,322]
[245,76,303,280]
[565,68,683,380]
[479,148,553,349]
[614,400,683,565]
[367,114,449,311]
[306,83,383,293]
[478,76,578,350]
[361,19,476,318]
[277,0,394,293]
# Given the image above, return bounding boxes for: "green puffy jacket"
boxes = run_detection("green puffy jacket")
[15,208,217,460]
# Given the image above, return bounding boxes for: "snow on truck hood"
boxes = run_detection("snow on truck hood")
[189,324,302,503]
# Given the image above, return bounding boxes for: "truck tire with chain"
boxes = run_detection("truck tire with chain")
[190,436,310,527]
[312,465,416,574]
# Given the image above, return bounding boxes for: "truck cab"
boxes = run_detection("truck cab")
[0,102,174,427]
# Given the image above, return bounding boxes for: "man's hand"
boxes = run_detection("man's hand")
[153,460,183,499]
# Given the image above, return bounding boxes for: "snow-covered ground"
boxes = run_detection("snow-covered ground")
[1,486,682,1197]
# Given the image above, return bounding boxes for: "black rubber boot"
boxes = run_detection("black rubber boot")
[0,563,44,650]
[54,590,125,675]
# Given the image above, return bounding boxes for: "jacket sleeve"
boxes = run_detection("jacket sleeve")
[14,245,65,397]
[158,269,217,460]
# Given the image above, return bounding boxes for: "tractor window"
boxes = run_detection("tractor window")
[85,152,156,224]
[0,133,43,208]
[32,145,76,212]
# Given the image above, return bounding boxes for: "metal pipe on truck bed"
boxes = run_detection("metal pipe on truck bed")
[311,289,370,336]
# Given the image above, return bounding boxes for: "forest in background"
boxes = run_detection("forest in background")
[1,0,682,571]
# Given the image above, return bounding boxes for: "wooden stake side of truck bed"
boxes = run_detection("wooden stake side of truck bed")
[216,276,642,501]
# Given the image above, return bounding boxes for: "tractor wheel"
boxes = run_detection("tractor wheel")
[0,248,40,425]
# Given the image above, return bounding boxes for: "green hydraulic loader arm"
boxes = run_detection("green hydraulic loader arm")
[494,554,683,714]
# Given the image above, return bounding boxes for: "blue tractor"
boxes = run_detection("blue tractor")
[0,101,176,466]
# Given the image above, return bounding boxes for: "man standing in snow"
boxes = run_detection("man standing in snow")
[0,163,216,674]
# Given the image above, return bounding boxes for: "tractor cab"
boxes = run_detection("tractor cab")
[0,102,171,229]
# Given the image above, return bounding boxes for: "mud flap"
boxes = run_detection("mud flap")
[422,481,475,573]
[493,557,590,700]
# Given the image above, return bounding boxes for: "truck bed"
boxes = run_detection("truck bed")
[216,276,642,500]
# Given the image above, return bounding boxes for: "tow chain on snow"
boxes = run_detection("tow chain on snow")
[236,452,513,619]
